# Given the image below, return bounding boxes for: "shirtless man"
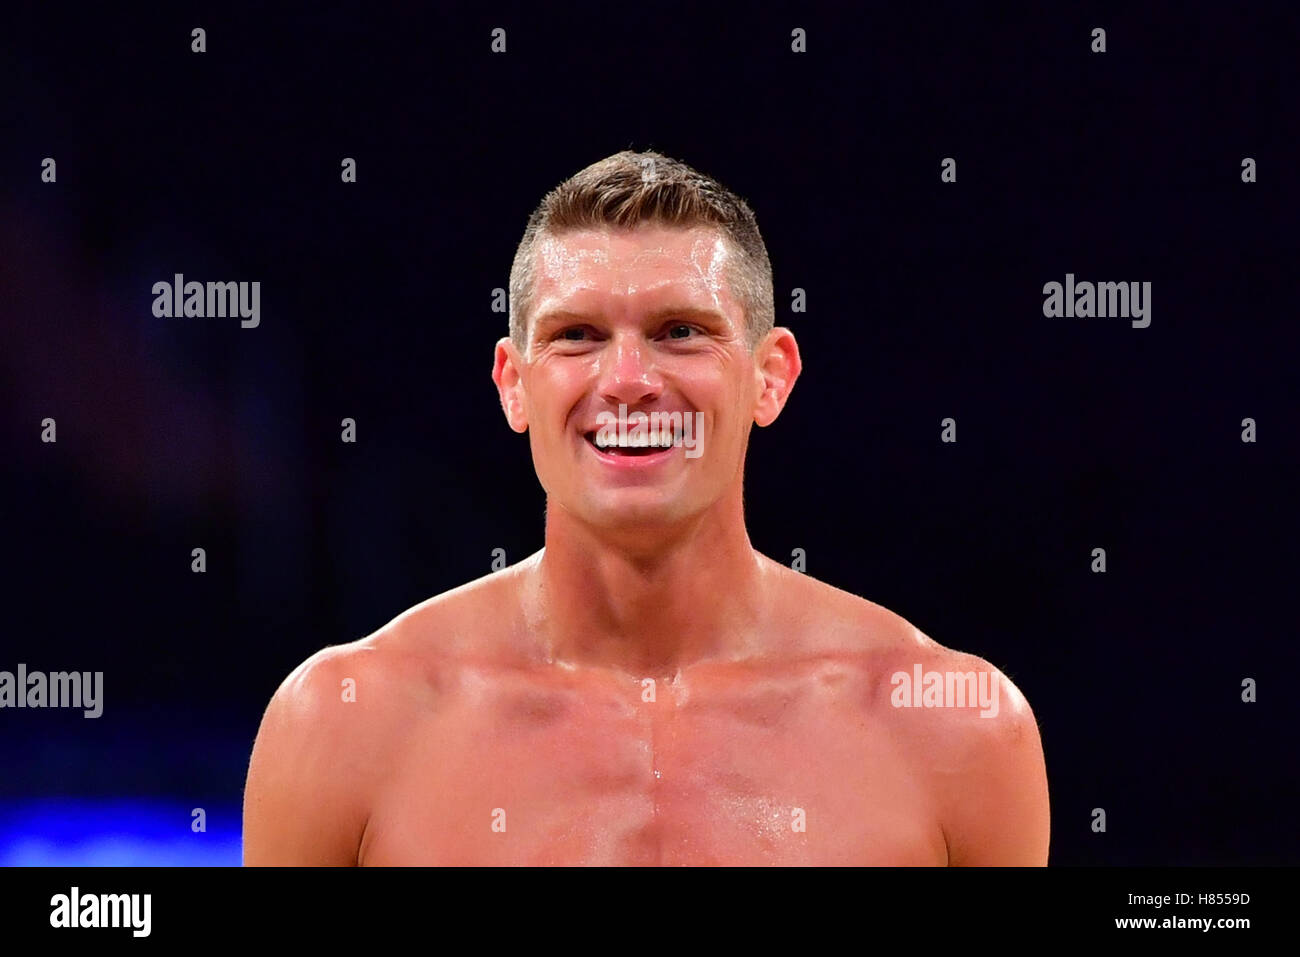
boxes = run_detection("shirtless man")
[243,151,1050,865]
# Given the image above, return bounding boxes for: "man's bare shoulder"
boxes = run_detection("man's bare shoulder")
[245,612,456,864]
[360,554,537,666]
[810,584,1048,864]
[262,556,536,732]
[767,562,1049,863]
[905,643,1049,864]
[765,557,1041,735]
[761,555,934,661]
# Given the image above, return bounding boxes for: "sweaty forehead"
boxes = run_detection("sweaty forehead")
[533,226,735,306]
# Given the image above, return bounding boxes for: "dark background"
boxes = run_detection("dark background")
[1,2,1296,864]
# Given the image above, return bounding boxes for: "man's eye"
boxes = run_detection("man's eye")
[666,324,697,339]
[559,327,588,341]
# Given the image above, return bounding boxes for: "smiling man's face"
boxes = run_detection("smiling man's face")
[494,225,771,531]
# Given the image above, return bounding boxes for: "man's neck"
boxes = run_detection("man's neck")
[526,497,772,677]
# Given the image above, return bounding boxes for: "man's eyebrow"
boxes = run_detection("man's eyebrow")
[644,306,729,325]
[532,306,729,330]
[531,310,593,330]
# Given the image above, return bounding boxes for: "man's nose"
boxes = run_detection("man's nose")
[596,331,663,406]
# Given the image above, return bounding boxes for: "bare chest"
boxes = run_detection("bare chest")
[359,665,947,865]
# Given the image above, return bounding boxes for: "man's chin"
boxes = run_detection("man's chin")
[567,492,699,533]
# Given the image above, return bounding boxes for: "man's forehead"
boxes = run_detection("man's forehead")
[532,226,737,309]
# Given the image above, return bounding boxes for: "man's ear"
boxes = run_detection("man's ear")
[492,338,529,433]
[753,327,801,427]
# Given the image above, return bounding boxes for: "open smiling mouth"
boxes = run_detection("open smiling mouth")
[583,431,676,457]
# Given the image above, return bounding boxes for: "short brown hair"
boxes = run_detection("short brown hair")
[508,150,775,353]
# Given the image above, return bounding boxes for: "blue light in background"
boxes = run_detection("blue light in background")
[0,799,241,866]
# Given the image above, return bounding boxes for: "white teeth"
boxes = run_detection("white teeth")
[591,431,677,449]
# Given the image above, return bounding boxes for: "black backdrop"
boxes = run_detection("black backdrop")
[1,2,1297,865]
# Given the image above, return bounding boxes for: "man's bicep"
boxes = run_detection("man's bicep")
[243,651,370,865]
